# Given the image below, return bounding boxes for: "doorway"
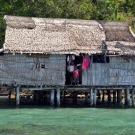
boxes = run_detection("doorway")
[65,54,82,85]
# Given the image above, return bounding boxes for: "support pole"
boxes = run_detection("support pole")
[132,89,134,107]
[73,91,77,104]
[90,88,93,107]
[35,91,40,104]
[50,89,54,106]
[8,90,11,104]
[125,89,127,106]
[93,89,97,107]
[85,92,88,104]
[126,88,130,107]
[16,86,20,106]
[102,90,105,104]
[43,91,48,105]
[107,90,111,104]
[57,87,60,107]
[113,90,116,105]
[63,91,66,104]
[117,90,122,105]
[33,91,36,103]
[98,90,101,100]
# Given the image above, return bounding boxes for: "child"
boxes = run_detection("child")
[67,61,74,85]
[73,65,80,85]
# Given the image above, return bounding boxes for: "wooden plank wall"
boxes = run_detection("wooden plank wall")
[109,57,135,85]
[82,56,135,86]
[0,54,66,86]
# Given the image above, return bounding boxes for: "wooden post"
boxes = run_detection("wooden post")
[33,91,36,103]
[126,88,130,107]
[93,89,97,107]
[8,90,11,104]
[63,91,66,104]
[85,92,88,104]
[57,87,60,107]
[124,89,127,106]
[113,90,116,105]
[90,88,93,107]
[117,90,122,105]
[98,90,101,100]
[132,89,134,107]
[102,90,105,104]
[107,90,111,103]
[36,91,41,104]
[43,91,48,105]
[50,89,55,106]
[16,86,20,106]
[73,91,77,104]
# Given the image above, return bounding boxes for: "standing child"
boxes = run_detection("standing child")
[73,65,80,85]
[67,61,75,85]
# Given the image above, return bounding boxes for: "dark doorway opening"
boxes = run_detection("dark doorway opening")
[65,55,82,85]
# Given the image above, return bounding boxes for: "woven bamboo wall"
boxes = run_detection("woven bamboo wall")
[0,54,66,86]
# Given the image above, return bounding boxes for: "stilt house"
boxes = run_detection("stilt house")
[1,15,135,88]
[1,15,135,107]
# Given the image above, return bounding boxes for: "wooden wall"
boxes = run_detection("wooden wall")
[0,54,135,87]
[0,54,66,86]
[82,56,135,86]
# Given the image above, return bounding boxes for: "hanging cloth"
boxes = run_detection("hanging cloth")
[82,56,90,70]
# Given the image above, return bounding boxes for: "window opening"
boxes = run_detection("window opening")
[93,54,109,63]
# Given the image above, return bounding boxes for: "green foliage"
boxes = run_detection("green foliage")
[0,0,135,48]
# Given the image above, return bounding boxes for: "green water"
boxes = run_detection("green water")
[0,103,135,135]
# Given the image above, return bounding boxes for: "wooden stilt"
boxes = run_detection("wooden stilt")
[93,89,97,107]
[126,88,130,107]
[102,90,105,104]
[132,89,134,107]
[33,91,36,103]
[91,88,93,107]
[85,92,88,104]
[47,91,50,104]
[107,90,111,103]
[98,90,101,100]
[50,89,55,106]
[117,90,122,105]
[36,91,41,104]
[16,86,20,106]
[113,90,116,105]
[63,91,66,104]
[8,90,11,104]
[124,89,127,106]
[43,91,48,105]
[57,87,60,107]
[73,91,77,104]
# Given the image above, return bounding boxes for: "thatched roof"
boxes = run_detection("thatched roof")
[3,15,135,55]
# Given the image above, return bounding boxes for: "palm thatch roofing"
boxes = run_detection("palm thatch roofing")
[3,15,135,55]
